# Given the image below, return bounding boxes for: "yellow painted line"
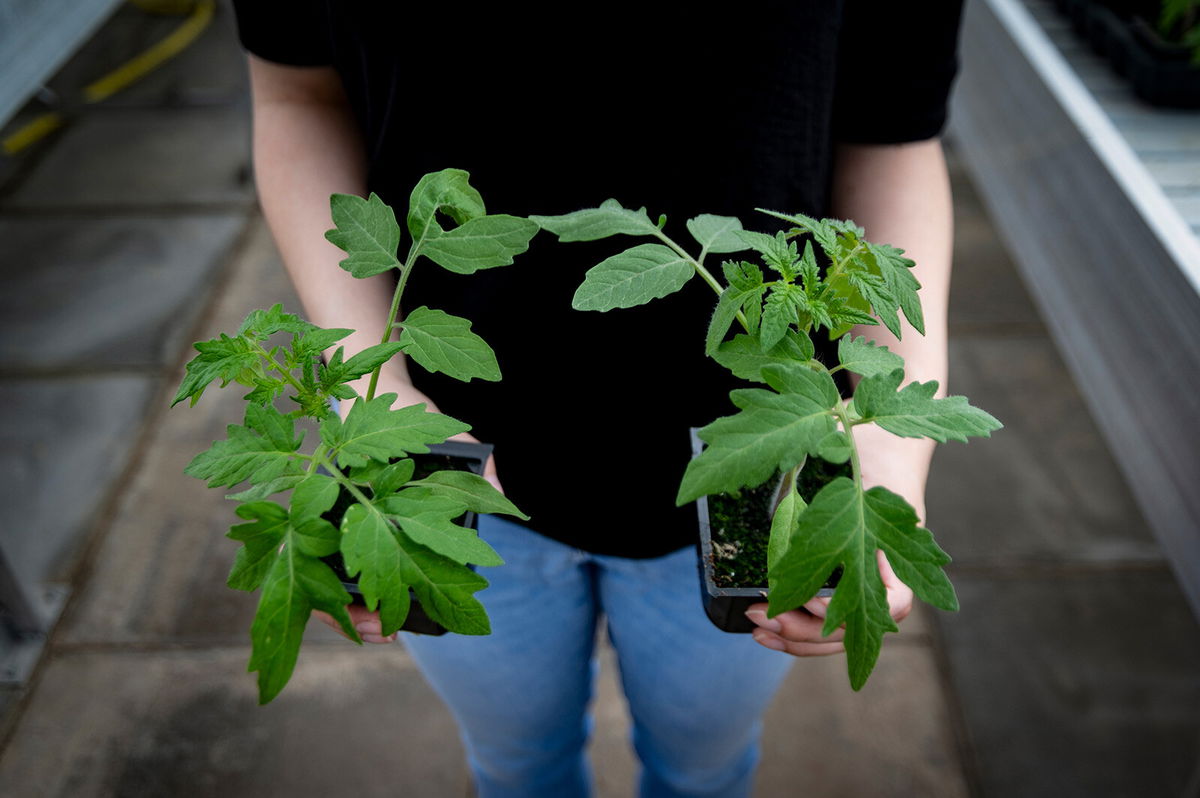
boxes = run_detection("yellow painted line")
[2,0,215,155]
[2,112,64,155]
[84,0,214,103]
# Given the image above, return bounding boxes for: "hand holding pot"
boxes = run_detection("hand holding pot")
[745,551,913,656]
[745,425,925,656]
[314,605,396,644]
[314,373,504,645]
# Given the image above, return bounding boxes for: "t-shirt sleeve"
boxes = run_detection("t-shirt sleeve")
[832,1,965,144]
[230,0,332,67]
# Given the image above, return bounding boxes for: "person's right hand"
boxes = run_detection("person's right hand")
[317,372,503,643]
[314,606,394,644]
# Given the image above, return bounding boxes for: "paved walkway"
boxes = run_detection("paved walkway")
[0,5,1196,797]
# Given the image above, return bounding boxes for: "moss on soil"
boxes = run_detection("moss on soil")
[708,456,851,589]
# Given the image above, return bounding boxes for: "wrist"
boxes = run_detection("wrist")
[851,423,932,518]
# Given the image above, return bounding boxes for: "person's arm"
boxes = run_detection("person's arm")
[248,56,458,644]
[247,54,432,410]
[746,137,953,656]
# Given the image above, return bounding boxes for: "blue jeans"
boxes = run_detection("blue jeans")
[402,515,794,798]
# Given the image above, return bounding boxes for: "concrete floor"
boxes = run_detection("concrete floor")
[0,5,1197,797]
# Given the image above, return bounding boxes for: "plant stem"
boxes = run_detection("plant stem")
[253,342,307,395]
[312,447,375,507]
[825,240,865,285]
[306,442,327,476]
[651,228,750,332]
[832,400,863,494]
[365,240,422,403]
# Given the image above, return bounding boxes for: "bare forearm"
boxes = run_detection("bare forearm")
[248,56,424,405]
[829,138,954,509]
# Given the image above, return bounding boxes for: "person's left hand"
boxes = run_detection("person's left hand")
[744,550,913,656]
[744,422,927,656]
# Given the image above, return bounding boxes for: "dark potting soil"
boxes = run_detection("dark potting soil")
[707,457,850,589]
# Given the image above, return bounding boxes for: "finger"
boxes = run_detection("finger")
[877,550,914,623]
[314,606,396,645]
[752,629,845,657]
[312,609,354,642]
[803,596,832,618]
[348,605,397,644]
[483,453,505,494]
[745,607,844,644]
[777,608,844,643]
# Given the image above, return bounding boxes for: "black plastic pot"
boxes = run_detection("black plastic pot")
[1056,1,1200,108]
[1123,15,1200,108]
[321,439,494,637]
[690,430,841,634]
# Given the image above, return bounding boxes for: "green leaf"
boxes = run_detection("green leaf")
[572,243,693,311]
[678,364,839,503]
[226,501,289,591]
[407,169,486,241]
[796,241,820,291]
[239,304,315,339]
[372,459,415,497]
[248,544,355,704]
[289,474,340,525]
[292,517,340,558]
[418,215,539,274]
[706,262,766,355]
[329,342,406,383]
[530,198,657,241]
[173,333,260,407]
[242,377,287,408]
[731,229,775,257]
[867,242,924,335]
[226,474,305,502]
[707,290,746,356]
[816,431,852,464]
[340,503,409,634]
[837,335,903,379]
[767,487,803,571]
[185,405,305,488]
[755,209,839,258]
[405,469,529,519]
[325,193,403,278]
[722,260,764,292]
[767,479,956,690]
[687,214,747,255]
[320,396,469,468]
[385,496,503,567]
[847,270,901,337]
[760,286,804,351]
[291,327,354,360]
[316,343,406,396]
[394,529,492,635]
[399,306,501,382]
[866,487,958,613]
[854,370,1003,443]
[712,331,815,383]
[826,301,879,332]
[735,231,798,278]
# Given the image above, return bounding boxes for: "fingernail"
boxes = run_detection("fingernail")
[753,630,786,651]
[745,610,782,633]
[356,622,381,635]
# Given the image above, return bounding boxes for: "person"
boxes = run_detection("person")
[230,3,964,796]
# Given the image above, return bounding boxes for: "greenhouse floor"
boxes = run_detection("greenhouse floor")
[0,4,1196,797]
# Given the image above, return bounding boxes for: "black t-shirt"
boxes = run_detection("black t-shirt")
[232,1,964,557]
